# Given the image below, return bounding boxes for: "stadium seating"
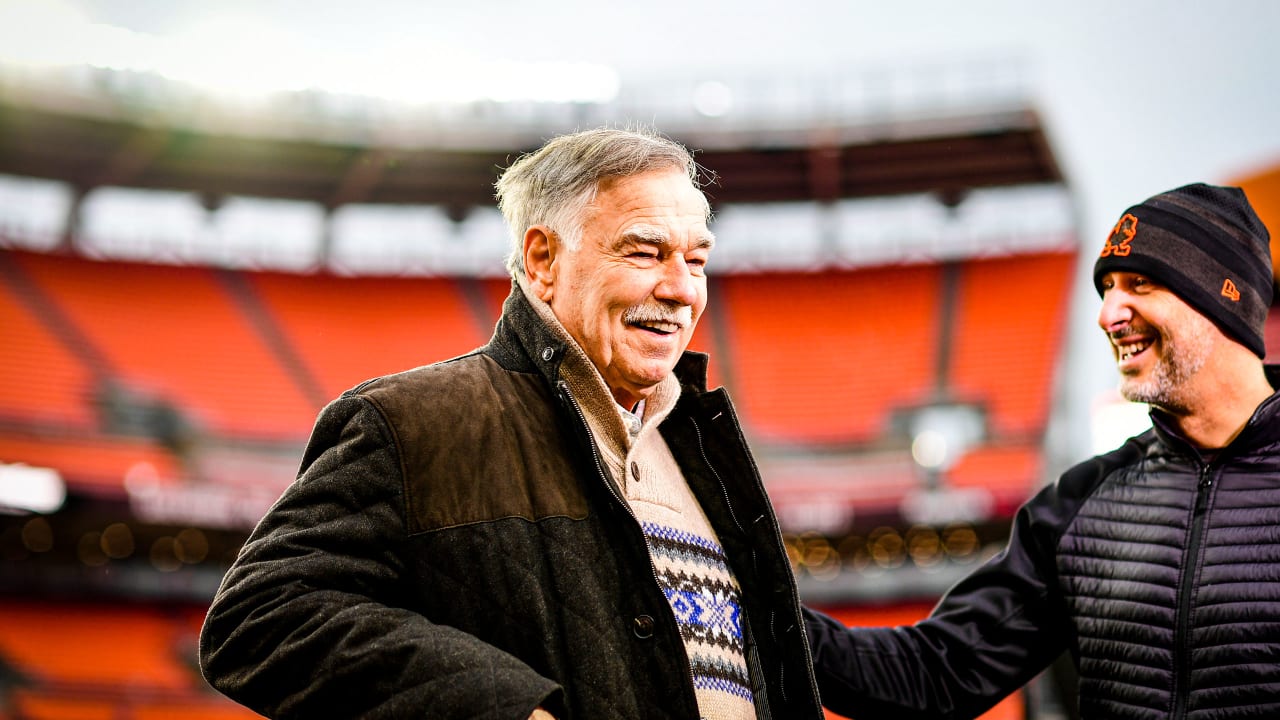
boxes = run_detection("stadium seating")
[9,694,118,720]
[3,248,1075,452]
[717,264,942,445]
[0,603,193,689]
[9,251,318,440]
[947,251,1077,439]
[0,263,95,429]
[945,442,1045,517]
[0,434,179,497]
[0,248,1073,495]
[245,271,495,401]
[0,602,261,719]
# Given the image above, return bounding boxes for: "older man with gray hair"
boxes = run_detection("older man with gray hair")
[200,127,823,720]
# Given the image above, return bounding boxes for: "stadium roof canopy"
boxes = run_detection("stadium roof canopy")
[0,63,1064,214]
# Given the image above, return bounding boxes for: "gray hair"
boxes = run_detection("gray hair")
[494,126,711,277]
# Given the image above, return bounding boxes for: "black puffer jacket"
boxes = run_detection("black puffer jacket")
[200,286,822,720]
[807,367,1280,719]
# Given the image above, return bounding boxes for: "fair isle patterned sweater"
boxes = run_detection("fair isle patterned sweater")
[522,280,755,719]
[639,517,753,710]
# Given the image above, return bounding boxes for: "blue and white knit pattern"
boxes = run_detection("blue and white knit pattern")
[642,521,754,716]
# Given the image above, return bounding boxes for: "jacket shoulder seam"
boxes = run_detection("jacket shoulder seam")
[347,392,414,531]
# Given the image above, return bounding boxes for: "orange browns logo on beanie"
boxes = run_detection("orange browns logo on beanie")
[1100,213,1137,258]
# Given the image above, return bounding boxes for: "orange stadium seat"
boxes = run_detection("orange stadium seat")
[0,259,96,429]
[948,251,1076,439]
[246,271,495,399]
[10,252,319,440]
[0,434,179,496]
[9,693,118,720]
[718,265,941,445]
[10,692,263,720]
[944,443,1044,516]
[0,603,193,691]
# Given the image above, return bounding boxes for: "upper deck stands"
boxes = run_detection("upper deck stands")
[947,251,1076,439]
[10,252,317,440]
[0,261,95,429]
[245,271,492,401]
[716,265,943,446]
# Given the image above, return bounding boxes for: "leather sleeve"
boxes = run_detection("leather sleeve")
[805,446,1132,720]
[198,394,561,720]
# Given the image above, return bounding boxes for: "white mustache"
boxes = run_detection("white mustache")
[623,304,692,329]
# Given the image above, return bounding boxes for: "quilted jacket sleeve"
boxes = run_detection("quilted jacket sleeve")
[199,394,562,720]
[805,476,1086,720]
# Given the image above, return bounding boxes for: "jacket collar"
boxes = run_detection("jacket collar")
[1150,363,1280,460]
[1238,364,1280,448]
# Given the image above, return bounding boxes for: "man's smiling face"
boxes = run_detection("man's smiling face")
[1097,270,1221,413]
[536,166,713,408]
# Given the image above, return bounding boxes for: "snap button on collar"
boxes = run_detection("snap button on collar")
[633,614,655,638]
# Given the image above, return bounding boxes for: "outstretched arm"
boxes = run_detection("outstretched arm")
[806,481,1078,720]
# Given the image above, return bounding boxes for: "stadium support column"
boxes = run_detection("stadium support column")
[933,260,960,398]
[318,205,335,270]
[216,269,329,410]
[322,149,393,271]
[61,186,84,254]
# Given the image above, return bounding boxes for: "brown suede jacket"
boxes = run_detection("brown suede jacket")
[199,284,822,720]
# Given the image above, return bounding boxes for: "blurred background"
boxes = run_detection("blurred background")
[1,1,1279,718]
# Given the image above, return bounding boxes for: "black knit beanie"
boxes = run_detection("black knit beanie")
[1093,182,1274,358]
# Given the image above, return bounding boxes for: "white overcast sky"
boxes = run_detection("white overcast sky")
[21,0,1280,461]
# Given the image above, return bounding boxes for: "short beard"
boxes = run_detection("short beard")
[1118,316,1215,413]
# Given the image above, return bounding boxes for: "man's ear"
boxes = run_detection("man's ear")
[523,226,556,302]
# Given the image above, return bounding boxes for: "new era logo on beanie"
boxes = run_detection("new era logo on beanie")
[1093,182,1274,358]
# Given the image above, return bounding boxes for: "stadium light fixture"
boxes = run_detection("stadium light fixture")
[906,402,985,472]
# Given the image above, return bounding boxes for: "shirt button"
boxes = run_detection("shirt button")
[630,461,640,482]
[541,347,555,361]
[633,614,655,638]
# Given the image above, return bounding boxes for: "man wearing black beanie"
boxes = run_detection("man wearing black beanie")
[804,183,1280,719]
[1093,182,1274,444]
